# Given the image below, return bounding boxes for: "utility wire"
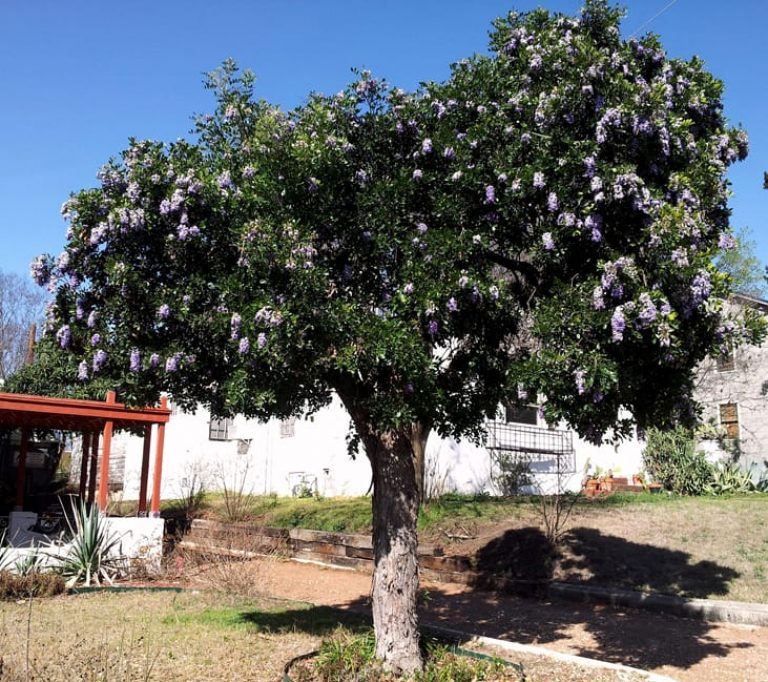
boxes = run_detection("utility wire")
[628,0,681,38]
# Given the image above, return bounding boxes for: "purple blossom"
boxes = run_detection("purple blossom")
[76,300,85,320]
[217,170,235,191]
[691,270,712,305]
[484,185,496,204]
[533,172,546,189]
[403,283,414,296]
[29,255,50,286]
[718,233,736,251]
[165,354,180,372]
[637,293,658,327]
[159,199,172,216]
[238,337,250,354]
[592,287,605,310]
[458,275,469,289]
[542,232,555,251]
[412,169,423,181]
[90,333,101,347]
[489,285,500,301]
[355,169,368,185]
[585,214,603,242]
[243,165,256,179]
[547,192,559,212]
[447,297,458,312]
[56,325,71,349]
[257,332,267,349]
[231,313,242,340]
[671,248,689,267]
[93,349,108,372]
[421,138,433,154]
[574,369,586,395]
[129,349,141,372]
[157,304,171,320]
[416,222,428,235]
[443,147,455,159]
[149,353,160,369]
[77,361,88,381]
[611,307,626,341]
[583,155,597,178]
[428,320,439,336]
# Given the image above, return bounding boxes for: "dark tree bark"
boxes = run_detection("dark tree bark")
[343,398,423,674]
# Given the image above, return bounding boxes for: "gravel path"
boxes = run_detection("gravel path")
[255,558,768,682]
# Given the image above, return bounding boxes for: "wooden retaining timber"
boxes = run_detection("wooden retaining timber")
[177,519,546,593]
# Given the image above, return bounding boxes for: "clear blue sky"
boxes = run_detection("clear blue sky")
[1,0,766,280]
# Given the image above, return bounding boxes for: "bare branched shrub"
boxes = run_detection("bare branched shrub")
[535,454,580,546]
[171,527,276,598]
[215,457,256,522]
[169,459,209,519]
[423,450,453,502]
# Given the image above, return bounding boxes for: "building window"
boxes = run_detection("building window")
[716,347,735,372]
[719,402,740,439]
[504,404,538,426]
[209,417,232,441]
[280,417,296,438]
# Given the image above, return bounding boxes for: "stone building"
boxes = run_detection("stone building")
[695,293,768,476]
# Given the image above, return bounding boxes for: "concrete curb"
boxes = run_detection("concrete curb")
[422,623,678,682]
[549,582,768,627]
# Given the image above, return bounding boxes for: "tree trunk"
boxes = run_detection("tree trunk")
[411,422,429,503]
[343,402,423,673]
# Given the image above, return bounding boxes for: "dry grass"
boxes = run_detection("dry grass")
[0,590,650,682]
[0,591,324,682]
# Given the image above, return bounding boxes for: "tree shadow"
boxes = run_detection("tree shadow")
[238,604,370,636]
[560,526,740,599]
[436,525,749,671]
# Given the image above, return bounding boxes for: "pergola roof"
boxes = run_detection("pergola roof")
[0,391,170,432]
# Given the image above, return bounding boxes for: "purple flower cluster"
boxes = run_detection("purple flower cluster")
[238,337,250,354]
[157,304,171,320]
[77,361,88,381]
[690,270,712,306]
[129,349,141,373]
[231,313,241,340]
[541,232,555,251]
[165,354,180,373]
[484,186,496,204]
[257,332,267,349]
[637,293,658,327]
[611,307,626,341]
[56,325,71,349]
[93,349,108,372]
[533,172,546,189]
[574,369,586,395]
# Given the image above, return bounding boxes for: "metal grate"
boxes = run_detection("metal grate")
[487,421,576,474]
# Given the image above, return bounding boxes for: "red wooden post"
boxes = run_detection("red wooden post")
[79,432,91,500]
[14,428,30,511]
[137,424,152,516]
[87,432,99,504]
[97,391,116,512]
[150,396,168,517]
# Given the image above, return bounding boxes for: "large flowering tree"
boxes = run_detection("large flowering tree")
[15,2,763,672]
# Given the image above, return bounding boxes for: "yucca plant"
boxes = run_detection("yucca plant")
[56,497,125,587]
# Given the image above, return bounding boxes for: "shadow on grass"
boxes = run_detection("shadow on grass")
[239,604,371,636]
[560,527,739,599]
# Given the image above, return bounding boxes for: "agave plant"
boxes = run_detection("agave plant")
[56,498,124,587]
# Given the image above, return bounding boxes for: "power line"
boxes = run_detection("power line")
[628,0,682,38]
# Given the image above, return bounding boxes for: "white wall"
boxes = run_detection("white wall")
[114,397,644,501]
[119,396,373,502]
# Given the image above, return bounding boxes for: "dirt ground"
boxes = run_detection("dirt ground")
[247,557,768,682]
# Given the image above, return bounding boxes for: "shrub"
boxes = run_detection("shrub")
[491,455,532,497]
[0,570,66,599]
[54,498,125,587]
[642,427,714,495]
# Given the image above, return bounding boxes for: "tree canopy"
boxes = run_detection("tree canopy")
[11,1,765,672]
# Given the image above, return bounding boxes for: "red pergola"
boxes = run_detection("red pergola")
[0,390,171,515]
